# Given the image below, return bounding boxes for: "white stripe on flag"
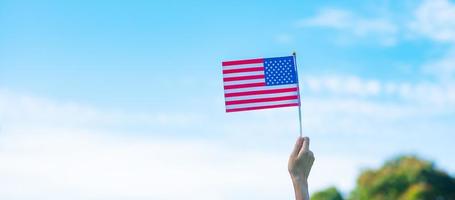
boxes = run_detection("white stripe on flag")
[225,99,299,109]
[223,63,264,70]
[223,71,264,78]
[225,92,298,101]
[223,79,264,86]
[224,84,298,94]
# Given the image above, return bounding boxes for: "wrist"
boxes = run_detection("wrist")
[291,176,310,200]
[291,175,308,185]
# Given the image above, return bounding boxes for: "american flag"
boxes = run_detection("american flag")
[222,56,301,112]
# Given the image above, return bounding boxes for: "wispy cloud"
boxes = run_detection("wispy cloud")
[1,75,455,199]
[296,0,455,83]
[409,0,455,43]
[296,0,455,47]
[303,75,455,109]
[408,0,455,82]
[296,8,352,29]
[0,131,289,200]
[0,88,206,137]
[296,8,398,46]
[0,89,382,199]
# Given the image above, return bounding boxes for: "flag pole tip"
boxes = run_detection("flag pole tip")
[292,51,296,56]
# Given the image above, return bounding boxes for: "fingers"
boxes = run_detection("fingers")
[303,137,310,151]
[304,151,315,176]
[299,137,310,156]
[291,137,304,158]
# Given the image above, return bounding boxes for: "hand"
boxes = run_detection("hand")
[288,137,315,200]
[288,136,315,181]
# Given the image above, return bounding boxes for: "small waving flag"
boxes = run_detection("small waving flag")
[222,56,301,112]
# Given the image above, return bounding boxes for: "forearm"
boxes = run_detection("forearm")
[292,177,310,200]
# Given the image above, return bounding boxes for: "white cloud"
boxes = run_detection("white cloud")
[0,129,376,199]
[1,79,454,199]
[410,0,455,43]
[297,8,352,29]
[296,0,455,47]
[0,131,286,200]
[296,8,398,46]
[0,89,379,199]
[407,0,455,83]
[305,76,381,96]
[303,75,455,108]
[0,88,205,136]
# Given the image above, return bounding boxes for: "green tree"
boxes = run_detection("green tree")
[349,155,455,200]
[311,186,344,200]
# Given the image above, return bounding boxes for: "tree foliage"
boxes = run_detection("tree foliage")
[349,155,455,200]
[311,186,343,200]
[311,155,455,200]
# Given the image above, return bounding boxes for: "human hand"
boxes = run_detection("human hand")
[288,137,314,200]
[288,137,315,182]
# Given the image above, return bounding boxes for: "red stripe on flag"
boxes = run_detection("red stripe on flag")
[223,82,266,90]
[222,58,264,66]
[222,67,264,74]
[225,95,298,105]
[224,87,298,97]
[223,75,265,82]
[226,103,299,112]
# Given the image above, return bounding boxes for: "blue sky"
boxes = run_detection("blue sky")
[1,0,455,199]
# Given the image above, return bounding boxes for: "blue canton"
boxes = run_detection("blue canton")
[264,56,297,86]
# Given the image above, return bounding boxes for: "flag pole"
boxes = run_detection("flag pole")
[293,52,303,137]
